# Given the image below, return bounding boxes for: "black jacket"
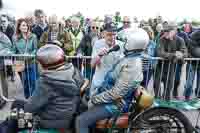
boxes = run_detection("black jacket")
[24,64,84,128]
[157,36,187,61]
[0,25,15,43]
[156,36,188,74]
[78,33,93,56]
[32,25,48,41]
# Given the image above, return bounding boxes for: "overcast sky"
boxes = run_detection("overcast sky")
[2,0,200,21]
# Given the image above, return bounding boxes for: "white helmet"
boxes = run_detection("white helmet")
[123,28,149,52]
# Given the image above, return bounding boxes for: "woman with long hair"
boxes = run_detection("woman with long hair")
[12,18,38,99]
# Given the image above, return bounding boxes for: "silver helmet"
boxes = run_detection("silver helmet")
[37,44,65,69]
[123,28,149,52]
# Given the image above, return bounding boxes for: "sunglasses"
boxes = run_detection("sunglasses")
[92,26,99,30]
[123,21,131,24]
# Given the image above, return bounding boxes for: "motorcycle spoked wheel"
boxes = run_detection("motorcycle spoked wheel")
[128,107,194,133]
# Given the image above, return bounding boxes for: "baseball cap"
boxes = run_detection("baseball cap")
[103,22,117,32]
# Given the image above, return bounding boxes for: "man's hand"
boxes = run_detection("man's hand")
[98,47,108,56]
[77,53,82,58]
[175,51,184,59]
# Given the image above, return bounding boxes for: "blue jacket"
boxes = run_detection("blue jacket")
[177,31,189,46]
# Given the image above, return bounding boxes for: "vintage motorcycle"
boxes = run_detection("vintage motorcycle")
[6,86,194,133]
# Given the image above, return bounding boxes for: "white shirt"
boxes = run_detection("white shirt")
[90,39,124,96]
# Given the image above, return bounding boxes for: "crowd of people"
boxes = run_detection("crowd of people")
[0,8,200,133]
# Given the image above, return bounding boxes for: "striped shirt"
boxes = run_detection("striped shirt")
[142,40,156,71]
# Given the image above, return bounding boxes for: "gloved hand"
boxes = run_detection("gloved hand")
[88,100,94,108]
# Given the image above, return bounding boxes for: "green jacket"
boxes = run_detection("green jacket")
[39,31,73,56]
[12,33,38,55]
[69,28,84,56]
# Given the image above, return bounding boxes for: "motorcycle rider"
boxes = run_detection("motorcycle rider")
[76,28,149,133]
[0,43,87,133]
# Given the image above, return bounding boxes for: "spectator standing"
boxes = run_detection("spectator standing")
[0,14,15,81]
[32,9,48,41]
[184,31,200,99]
[0,31,13,108]
[141,26,156,88]
[12,18,38,99]
[155,22,187,100]
[39,15,73,56]
[69,16,84,70]
[78,21,101,82]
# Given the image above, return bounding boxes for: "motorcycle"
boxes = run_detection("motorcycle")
[7,86,194,133]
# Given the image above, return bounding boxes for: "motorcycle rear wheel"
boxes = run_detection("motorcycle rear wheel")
[128,107,194,133]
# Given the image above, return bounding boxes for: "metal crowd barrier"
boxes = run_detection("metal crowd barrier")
[0,54,200,103]
[144,57,200,100]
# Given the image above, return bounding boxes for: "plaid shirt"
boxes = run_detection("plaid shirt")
[49,32,58,42]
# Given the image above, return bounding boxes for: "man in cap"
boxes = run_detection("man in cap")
[90,23,124,97]
[154,21,187,100]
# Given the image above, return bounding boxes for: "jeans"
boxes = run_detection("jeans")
[141,69,153,88]
[83,63,95,81]
[72,58,82,72]
[154,62,182,99]
[19,64,38,99]
[184,63,200,97]
[0,69,8,98]
[76,105,113,133]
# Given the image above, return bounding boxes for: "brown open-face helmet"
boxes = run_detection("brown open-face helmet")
[36,44,65,70]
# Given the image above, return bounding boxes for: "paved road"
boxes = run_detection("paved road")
[0,72,25,120]
[0,64,200,128]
